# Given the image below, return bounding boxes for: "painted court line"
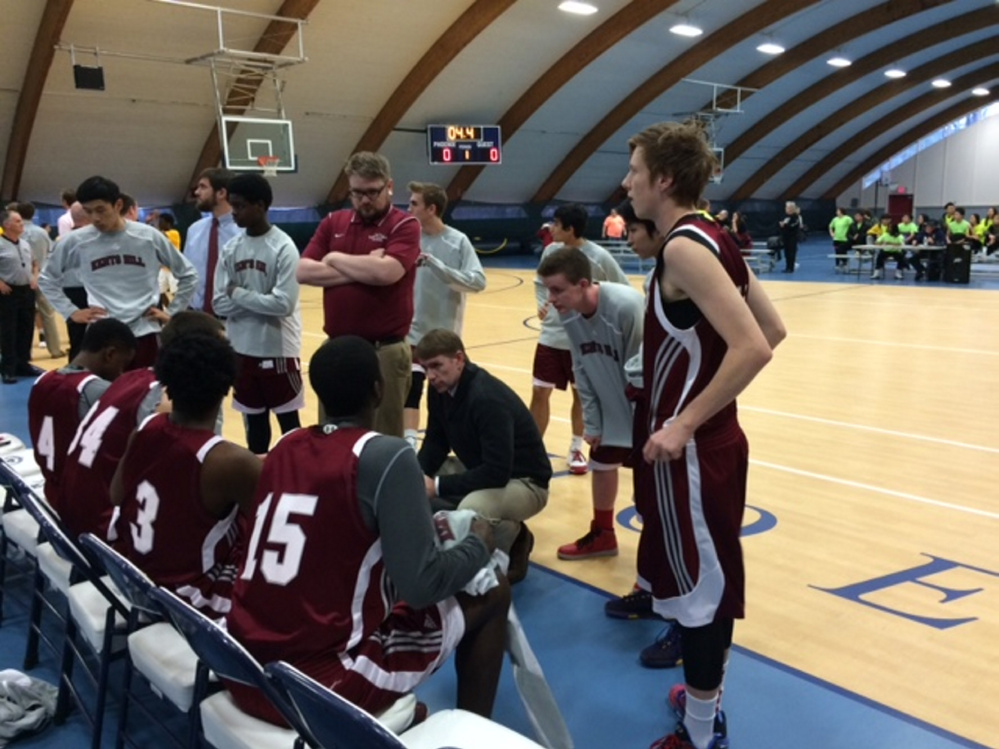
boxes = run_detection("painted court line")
[741,406,999,454]
[791,333,999,357]
[750,459,999,521]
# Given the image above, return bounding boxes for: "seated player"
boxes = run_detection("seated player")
[111,333,259,616]
[211,173,303,455]
[59,311,224,540]
[416,329,552,583]
[28,318,137,514]
[226,336,510,724]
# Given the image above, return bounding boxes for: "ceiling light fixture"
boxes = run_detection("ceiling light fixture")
[827,57,852,68]
[558,1,598,15]
[972,87,990,96]
[931,79,952,88]
[884,69,906,79]
[757,42,785,55]
[670,23,703,37]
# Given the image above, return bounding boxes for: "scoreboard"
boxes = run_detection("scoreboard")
[427,125,502,165]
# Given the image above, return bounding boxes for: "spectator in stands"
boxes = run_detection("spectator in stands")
[158,213,182,251]
[946,208,970,245]
[941,202,956,230]
[871,217,906,280]
[57,189,75,238]
[728,211,752,251]
[602,208,626,241]
[897,214,918,242]
[14,201,65,358]
[120,194,139,222]
[777,201,801,273]
[909,218,945,281]
[537,221,554,250]
[828,207,853,270]
[848,209,873,250]
[866,214,889,242]
[967,213,983,251]
[0,208,41,383]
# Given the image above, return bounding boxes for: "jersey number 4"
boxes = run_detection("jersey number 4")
[68,405,121,469]
[241,492,318,586]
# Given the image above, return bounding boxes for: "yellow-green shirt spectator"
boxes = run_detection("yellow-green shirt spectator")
[829,214,853,242]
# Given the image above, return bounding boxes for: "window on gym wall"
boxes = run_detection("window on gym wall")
[863,102,999,190]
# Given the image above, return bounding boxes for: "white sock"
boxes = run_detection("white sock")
[683,692,717,749]
[570,435,584,452]
[404,429,419,450]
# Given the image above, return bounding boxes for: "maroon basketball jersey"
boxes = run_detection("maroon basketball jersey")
[61,368,158,539]
[227,426,390,668]
[27,369,100,512]
[644,213,750,438]
[114,413,242,615]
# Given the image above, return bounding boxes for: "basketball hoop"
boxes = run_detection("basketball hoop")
[257,155,281,177]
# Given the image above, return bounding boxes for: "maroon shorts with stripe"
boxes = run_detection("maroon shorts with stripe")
[127,333,160,371]
[634,421,748,627]
[228,598,463,724]
[231,355,304,414]
[532,343,574,390]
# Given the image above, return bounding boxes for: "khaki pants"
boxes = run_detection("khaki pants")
[35,289,64,357]
[435,457,548,552]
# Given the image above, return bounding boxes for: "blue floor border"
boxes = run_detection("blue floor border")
[530,562,987,749]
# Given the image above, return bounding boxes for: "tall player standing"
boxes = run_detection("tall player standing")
[623,121,785,749]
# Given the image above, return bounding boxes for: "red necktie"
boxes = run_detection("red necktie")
[204,217,219,316]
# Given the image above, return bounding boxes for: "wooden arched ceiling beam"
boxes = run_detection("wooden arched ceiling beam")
[730,37,999,201]
[326,0,517,205]
[783,61,999,199]
[531,0,822,204]
[1,0,75,200]
[723,4,999,169]
[445,0,683,203]
[705,0,953,113]
[820,90,999,201]
[187,0,320,197]
[604,0,954,204]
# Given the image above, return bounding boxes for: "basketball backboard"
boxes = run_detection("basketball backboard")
[222,116,295,172]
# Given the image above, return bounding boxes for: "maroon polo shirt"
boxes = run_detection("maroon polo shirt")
[302,206,420,341]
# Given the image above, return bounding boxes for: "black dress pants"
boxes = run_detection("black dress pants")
[0,285,36,376]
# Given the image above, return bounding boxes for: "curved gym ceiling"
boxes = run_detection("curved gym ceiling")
[1,0,996,208]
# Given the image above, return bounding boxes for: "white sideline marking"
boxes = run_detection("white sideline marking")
[749,460,999,521]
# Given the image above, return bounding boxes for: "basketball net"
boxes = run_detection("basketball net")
[257,155,281,177]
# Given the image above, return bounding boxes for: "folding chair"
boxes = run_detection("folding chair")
[20,482,131,749]
[79,533,201,749]
[265,661,547,749]
[148,586,308,749]
[0,458,72,667]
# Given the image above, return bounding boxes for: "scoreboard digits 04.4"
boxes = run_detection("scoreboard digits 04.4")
[427,125,502,165]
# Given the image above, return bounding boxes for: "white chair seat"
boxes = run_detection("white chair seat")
[2,509,40,555]
[400,709,546,749]
[128,622,199,711]
[199,690,299,749]
[377,692,418,734]
[0,434,26,456]
[3,449,41,478]
[66,576,128,653]
[36,542,73,593]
